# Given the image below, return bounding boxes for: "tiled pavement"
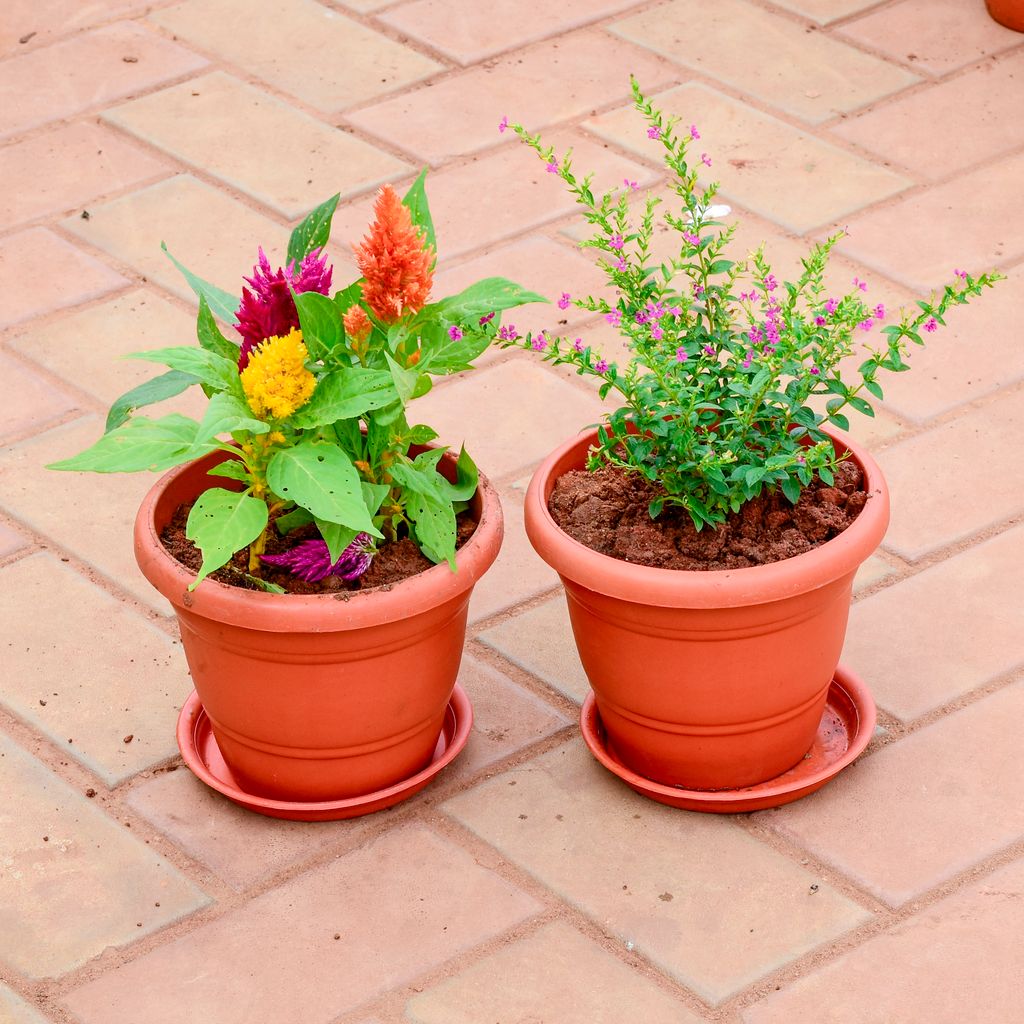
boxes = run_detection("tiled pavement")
[0,0,1022,1020]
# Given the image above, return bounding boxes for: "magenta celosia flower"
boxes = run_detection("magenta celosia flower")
[448,325,464,341]
[558,292,571,310]
[262,534,373,583]
[236,247,333,370]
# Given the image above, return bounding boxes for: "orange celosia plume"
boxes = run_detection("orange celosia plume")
[343,304,372,342]
[353,185,434,323]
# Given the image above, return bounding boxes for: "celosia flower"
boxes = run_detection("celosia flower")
[262,534,373,583]
[924,317,938,332]
[595,358,609,373]
[240,328,316,420]
[343,304,371,343]
[448,325,464,341]
[558,292,571,310]
[236,247,333,370]
[353,184,434,324]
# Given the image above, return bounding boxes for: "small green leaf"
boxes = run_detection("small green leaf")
[425,277,547,324]
[847,395,875,418]
[402,168,437,255]
[286,193,340,269]
[332,281,364,317]
[362,481,390,517]
[193,392,270,446]
[246,574,286,594]
[162,243,239,325]
[125,346,239,392]
[185,488,268,589]
[266,442,382,537]
[707,259,734,274]
[448,445,478,501]
[406,489,456,570]
[863,379,884,400]
[290,368,398,428]
[195,295,241,363]
[407,424,439,446]
[105,370,199,433]
[275,506,314,534]
[780,476,802,504]
[294,290,342,361]
[208,459,251,483]
[48,415,213,474]
[315,518,359,563]
[384,352,419,404]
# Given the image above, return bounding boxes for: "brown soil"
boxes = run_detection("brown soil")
[548,460,867,571]
[160,503,477,594]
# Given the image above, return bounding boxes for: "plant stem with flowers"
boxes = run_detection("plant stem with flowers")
[51,173,544,588]
[499,79,1003,529]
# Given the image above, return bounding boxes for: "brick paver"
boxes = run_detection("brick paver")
[2,1,1022,1019]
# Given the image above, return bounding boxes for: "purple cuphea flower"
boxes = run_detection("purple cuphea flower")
[853,276,868,292]
[690,124,700,140]
[605,310,622,327]
[700,153,712,167]
[814,315,827,326]
[825,297,839,314]
[558,292,571,310]
[608,234,624,251]
[675,346,687,362]
[924,317,938,332]
[236,247,333,369]
[498,323,519,341]
[479,311,496,325]
[448,324,464,341]
[647,126,660,140]
[546,159,559,174]
[874,303,886,320]
[573,338,584,352]
[498,115,509,133]
[262,534,373,583]
[683,231,700,246]
[531,333,548,351]
[595,358,609,373]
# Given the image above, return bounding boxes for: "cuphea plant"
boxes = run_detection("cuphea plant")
[50,174,542,588]
[499,80,1002,529]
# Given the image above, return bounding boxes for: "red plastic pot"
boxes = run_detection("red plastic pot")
[986,0,1024,31]
[524,426,889,790]
[135,448,502,802]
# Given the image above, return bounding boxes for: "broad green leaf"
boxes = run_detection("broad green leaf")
[294,290,342,362]
[266,442,382,537]
[125,346,239,392]
[406,489,456,570]
[48,415,213,473]
[362,481,390,517]
[425,277,547,324]
[847,395,875,418]
[419,321,491,375]
[389,448,450,504]
[315,518,359,564]
[384,352,419,404]
[162,243,239,325]
[290,367,398,427]
[207,459,251,483]
[105,370,199,433]
[185,488,268,590]
[402,168,437,255]
[287,193,340,269]
[863,379,884,400]
[193,392,270,446]
[332,281,364,317]
[275,506,314,534]
[196,295,241,362]
[448,445,478,501]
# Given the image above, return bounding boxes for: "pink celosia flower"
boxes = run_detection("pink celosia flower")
[262,534,373,583]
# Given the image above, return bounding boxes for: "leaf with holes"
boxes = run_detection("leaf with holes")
[185,488,268,590]
[266,442,382,537]
[287,193,340,269]
[406,489,456,570]
[290,368,398,428]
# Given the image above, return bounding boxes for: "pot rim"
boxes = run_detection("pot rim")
[524,424,889,609]
[134,448,504,631]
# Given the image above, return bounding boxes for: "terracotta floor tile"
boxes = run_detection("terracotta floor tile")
[407,920,703,1024]
[63,825,540,1024]
[150,0,441,112]
[0,417,169,613]
[585,83,911,233]
[331,132,660,262]
[0,123,169,228]
[845,524,1024,720]
[0,732,208,980]
[611,0,918,124]
[744,858,1024,1022]
[838,0,1023,75]
[468,484,558,621]
[444,741,870,1005]
[0,553,192,784]
[379,0,650,65]
[0,522,30,559]
[838,151,1024,290]
[61,176,297,311]
[833,51,1024,179]
[478,595,591,704]
[876,387,1024,561]
[412,358,605,480]
[0,353,78,441]
[0,0,154,57]
[0,229,126,330]
[104,71,410,218]
[9,288,208,421]
[759,681,1024,906]
[346,30,674,163]
[767,0,882,23]
[0,984,48,1024]
[0,22,207,138]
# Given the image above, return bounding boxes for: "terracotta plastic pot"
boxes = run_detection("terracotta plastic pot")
[135,448,502,802]
[525,426,888,790]
[986,0,1024,31]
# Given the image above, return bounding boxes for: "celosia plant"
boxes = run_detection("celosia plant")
[500,80,1002,529]
[50,174,542,588]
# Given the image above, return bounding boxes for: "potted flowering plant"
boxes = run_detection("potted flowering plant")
[50,175,543,818]
[500,81,1001,811]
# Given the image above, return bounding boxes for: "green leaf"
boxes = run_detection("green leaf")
[384,352,420,404]
[863,379,884,400]
[294,290,342,362]
[48,415,213,473]
[448,445,478,501]
[125,346,239,392]
[193,392,270,446]
[208,459,251,484]
[332,281,364,317]
[246,574,286,594]
[105,370,199,433]
[426,277,547,324]
[407,424,439,446]
[162,243,239,325]
[362,481,390,517]
[829,412,850,431]
[266,442,382,537]
[290,368,398,428]
[196,295,241,362]
[185,488,268,589]
[406,489,456,569]
[818,466,835,486]
[847,395,875,418]
[402,168,437,255]
[780,476,802,505]
[707,259,734,274]
[389,448,452,504]
[275,506,314,534]
[315,518,359,563]
[286,193,340,269]
[418,321,491,375]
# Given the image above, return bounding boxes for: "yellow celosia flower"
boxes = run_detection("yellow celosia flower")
[240,328,316,420]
